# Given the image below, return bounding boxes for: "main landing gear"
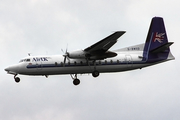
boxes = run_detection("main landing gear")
[92,70,99,77]
[14,74,20,83]
[70,60,100,86]
[91,60,100,77]
[71,74,80,86]
[70,70,100,86]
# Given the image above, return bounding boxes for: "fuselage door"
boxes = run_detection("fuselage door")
[125,55,133,67]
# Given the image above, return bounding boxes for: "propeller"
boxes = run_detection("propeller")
[61,45,69,65]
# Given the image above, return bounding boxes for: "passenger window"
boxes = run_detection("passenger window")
[117,60,119,63]
[110,60,113,64]
[99,61,101,65]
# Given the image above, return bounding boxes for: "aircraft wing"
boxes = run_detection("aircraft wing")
[84,31,126,56]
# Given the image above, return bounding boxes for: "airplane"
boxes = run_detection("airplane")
[4,17,175,85]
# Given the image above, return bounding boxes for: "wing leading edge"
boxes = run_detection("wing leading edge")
[84,31,126,53]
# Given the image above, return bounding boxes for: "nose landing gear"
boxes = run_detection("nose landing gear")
[14,74,20,83]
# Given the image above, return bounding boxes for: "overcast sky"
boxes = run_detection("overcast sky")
[0,0,180,120]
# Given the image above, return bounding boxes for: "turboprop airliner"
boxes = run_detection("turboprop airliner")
[5,17,175,85]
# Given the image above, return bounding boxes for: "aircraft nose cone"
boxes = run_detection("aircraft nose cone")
[4,64,19,74]
[4,67,9,72]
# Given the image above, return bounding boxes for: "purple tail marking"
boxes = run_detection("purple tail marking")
[143,17,170,62]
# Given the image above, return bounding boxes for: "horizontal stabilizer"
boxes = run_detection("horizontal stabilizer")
[150,42,174,53]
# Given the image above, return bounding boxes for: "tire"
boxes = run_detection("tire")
[73,79,80,85]
[92,70,99,77]
[15,77,20,83]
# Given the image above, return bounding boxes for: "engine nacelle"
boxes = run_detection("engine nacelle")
[89,51,117,60]
[68,50,86,59]
[67,50,117,60]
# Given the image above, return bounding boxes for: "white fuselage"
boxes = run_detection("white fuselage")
[5,42,174,77]
[5,51,156,76]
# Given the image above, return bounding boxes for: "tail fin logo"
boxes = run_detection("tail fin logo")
[153,32,165,43]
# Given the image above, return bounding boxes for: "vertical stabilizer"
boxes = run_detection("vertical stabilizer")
[143,17,173,62]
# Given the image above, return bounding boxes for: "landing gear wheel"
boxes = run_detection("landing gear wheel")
[73,79,80,86]
[15,77,20,83]
[92,70,99,77]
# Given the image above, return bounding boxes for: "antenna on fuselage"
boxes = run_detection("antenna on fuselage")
[28,53,31,56]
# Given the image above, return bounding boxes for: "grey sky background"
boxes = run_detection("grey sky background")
[0,0,180,120]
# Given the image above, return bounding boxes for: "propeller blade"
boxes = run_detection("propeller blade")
[61,49,64,54]
[66,44,68,53]
[63,56,67,66]
[62,44,69,66]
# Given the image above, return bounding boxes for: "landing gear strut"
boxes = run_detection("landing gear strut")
[14,74,20,83]
[92,60,100,78]
[71,74,80,86]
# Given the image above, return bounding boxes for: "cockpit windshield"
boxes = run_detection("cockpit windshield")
[19,59,31,63]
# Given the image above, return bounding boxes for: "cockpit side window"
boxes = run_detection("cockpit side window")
[26,59,30,62]
[19,59,31,63]
[19,60,23,63]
